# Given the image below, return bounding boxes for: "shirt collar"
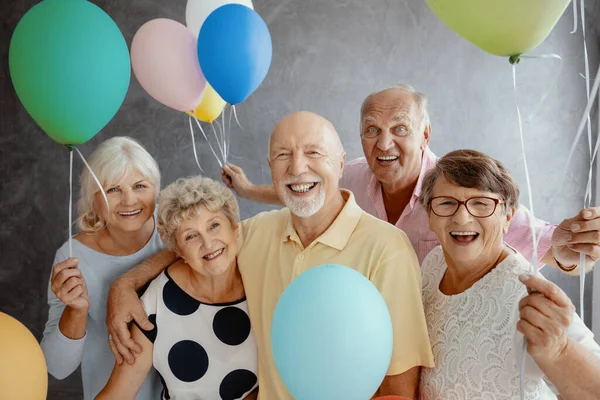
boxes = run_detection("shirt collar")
[411,146,438,207]
[282,190,362,251]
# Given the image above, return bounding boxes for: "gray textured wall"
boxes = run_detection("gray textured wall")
[1,1,599,399]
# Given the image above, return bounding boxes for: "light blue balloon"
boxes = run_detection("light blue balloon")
[197,4,272,105]
[271,264,393,400]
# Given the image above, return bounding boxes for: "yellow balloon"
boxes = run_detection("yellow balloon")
[425,0,570,57]
[0,312,48,400]
[186,83,227,123]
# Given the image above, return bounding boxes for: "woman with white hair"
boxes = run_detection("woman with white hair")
[41,136,163,400]
[96,176,258,400]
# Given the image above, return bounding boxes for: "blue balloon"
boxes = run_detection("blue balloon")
[271,264,393,400]
[197,4,272,104]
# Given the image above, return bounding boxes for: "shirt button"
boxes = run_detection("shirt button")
[298,254,304,260]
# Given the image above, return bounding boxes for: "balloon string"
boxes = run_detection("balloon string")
[520,54,562,60]
[520,337,528,400]
[563,63,600,183]
[580,0,592,156]
[233,104,243,130]
[512,65,539,273]
[571,0,578,34]
[211,122,224,164]
[579,0,593,206]
[578,0,593,322]
[227,105,234,162]
[68,149,74,258]
[558,62,600,348]
[217,112,227,162]
[225,105,245,161]
[512,64,539,400]
[207,113,226,162]
[220,105,228,163]
[220,107,228,163]
[585,84,600,323]
[188,115,204,173]
[193,114,223,167]
[220,109,226,163]
[214,118,223,158]
[73,147,110,228]
[514,55,598,399]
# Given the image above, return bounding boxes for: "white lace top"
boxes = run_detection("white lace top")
[420,245,600,400]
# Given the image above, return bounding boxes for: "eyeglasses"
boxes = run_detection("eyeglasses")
[428,196,505,218]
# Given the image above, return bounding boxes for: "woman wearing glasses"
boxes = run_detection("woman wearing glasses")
[417,150,600,399]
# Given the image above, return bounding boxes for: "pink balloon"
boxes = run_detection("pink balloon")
[131,18,206,112]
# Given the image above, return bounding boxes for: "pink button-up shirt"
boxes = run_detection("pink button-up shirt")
[340,147,556,265]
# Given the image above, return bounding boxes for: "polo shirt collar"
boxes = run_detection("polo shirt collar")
[282,190,362,251]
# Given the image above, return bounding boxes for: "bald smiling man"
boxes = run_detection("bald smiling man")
[224,86,600,278]
[106,112,434,399]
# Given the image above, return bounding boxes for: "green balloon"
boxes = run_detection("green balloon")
[426,0,570,57]
[9,0,131,145]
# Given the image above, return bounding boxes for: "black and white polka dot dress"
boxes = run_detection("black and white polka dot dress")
[139,269,258,400]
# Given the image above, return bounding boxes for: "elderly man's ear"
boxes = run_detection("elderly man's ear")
[420,123,432,151]
[339,152,347,180]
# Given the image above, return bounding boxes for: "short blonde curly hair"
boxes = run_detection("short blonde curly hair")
[77,137,160,233]
[157,176,240,254]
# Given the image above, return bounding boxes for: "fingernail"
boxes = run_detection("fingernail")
[571,224,581,232]
[584,210,593,219]
[519,274,530,281]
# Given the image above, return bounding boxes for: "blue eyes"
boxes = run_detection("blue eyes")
[364,126,408,137]
[106,184,147,193]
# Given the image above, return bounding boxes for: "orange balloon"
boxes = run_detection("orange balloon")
[0,312,48,400]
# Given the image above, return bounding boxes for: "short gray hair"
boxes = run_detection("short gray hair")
[77,137,160,233]
[360,84,430,132]
[420,149,520,213]
[157,176,239,254]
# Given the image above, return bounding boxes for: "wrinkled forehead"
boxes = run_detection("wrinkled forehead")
[432,176,497,199]
[270,122,334,152]
[362,91,418,123]
[177,205,223,229]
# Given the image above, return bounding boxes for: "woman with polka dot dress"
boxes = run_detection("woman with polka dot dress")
[96,176,258,400]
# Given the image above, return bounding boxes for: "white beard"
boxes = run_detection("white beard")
[278,183,326,218]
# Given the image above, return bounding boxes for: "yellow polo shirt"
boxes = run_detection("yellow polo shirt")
[238,190,434,399]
